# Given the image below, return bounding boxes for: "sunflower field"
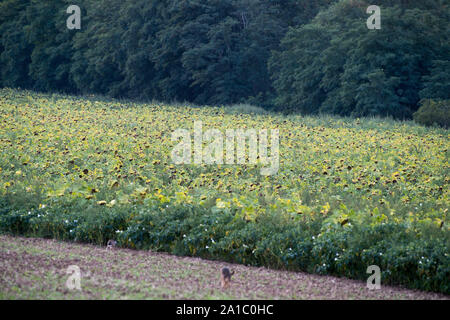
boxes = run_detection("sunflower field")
[0,88,449,293]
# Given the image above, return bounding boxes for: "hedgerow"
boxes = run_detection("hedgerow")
[1,197,448,294]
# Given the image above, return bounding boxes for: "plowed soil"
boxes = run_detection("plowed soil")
[0,235,447,300]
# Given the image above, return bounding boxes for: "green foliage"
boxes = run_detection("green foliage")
[0,0,328,106]
[0,0,33,89]
[413,99,450,128]
[223,103,268,115]
[270,0,450,118]
[1,0,448,118]
[269,24,331,114]
[420,60,450,100]
[71,0,126,96]
[25,1,78,92]
[1,198,448,294]
[0,89,448,294]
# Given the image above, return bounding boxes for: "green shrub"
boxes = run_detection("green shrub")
[0,197,448,294]
[413,99,450,128]
[223,103,269,115]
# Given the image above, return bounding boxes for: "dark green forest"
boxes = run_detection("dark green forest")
[0,0,449,118]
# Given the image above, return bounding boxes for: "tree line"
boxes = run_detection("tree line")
[0,0,448,118]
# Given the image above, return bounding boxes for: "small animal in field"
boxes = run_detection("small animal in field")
[220,267,234,289]
[106,240,117,250]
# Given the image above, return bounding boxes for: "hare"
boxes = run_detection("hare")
[220,267,234,289]
[106,239,117,250]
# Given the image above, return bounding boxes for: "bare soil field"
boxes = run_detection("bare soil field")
[0,235,447,300]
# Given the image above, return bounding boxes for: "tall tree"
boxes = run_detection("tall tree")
[25,0,79,92]
[420,60,450,100]
[71,0,126,96]
[270,0,450,118]
[0,0,33,88]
